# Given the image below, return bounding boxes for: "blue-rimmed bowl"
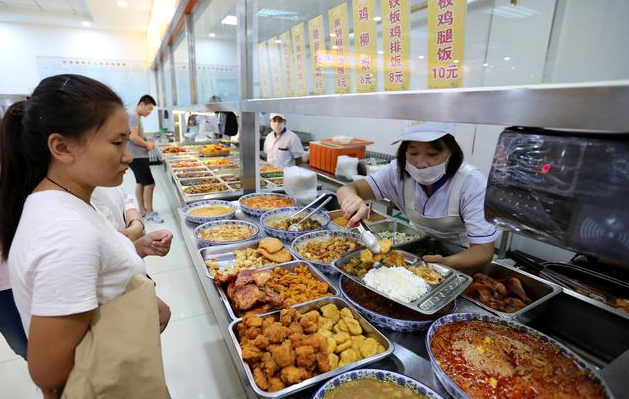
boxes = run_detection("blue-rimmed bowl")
[339,275,457,332]
[194,220,259,247]
[291,230,363,275]
[312,369,445,399]
[238,193,296,217]
[260,207,330,241]
[183,200,236,224]
[425,313,614,399]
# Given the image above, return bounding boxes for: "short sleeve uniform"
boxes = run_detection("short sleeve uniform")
[365,161,499,244]
[264,129,305,169]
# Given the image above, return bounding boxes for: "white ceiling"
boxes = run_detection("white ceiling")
[0,0,153,32]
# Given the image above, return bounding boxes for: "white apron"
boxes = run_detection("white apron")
[403,163,477,247]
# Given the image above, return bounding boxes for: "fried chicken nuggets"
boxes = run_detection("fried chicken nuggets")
[238,304,386,393]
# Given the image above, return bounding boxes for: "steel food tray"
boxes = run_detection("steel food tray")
[326,209,387,230]
[199,238,295,280]
[367,220,427,247]
[176,177,222,187]
[217,260,339,320]
[332,249,472,315]
[227,296,394,399]
[462,262,562,323]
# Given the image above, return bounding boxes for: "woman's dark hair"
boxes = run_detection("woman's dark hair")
[396,134,464,182]
[0,74,123,260]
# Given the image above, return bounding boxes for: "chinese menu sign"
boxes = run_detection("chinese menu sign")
[428,0,466,88]
[257,42,271,98]
[382,0,410,91]
[291,23,308,96]
[267,37,283,97]
[308,15,326,95]
[328,3,350,94]
[353,0,377,92]
[279,30,295,96]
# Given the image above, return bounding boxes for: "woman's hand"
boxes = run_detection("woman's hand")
[156,296,171,333]
[134,230,173,258]
[340,195,370,227]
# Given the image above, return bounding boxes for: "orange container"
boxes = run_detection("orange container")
[309,142,367,174]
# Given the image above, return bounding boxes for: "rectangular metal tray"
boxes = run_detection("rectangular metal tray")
[332,249,471,315]
[199,238,296,280]
[462,262,562,323]
[176,177,222,187]
[217,260,339,320]
[326,209,386,230]
[227,296,394,399]
[366,220,426,247]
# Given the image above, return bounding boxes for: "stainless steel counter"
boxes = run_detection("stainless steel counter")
[157,166,629,399]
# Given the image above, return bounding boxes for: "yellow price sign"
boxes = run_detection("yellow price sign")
[328,3,351,94]
[428,0,466,88]
[308,15,327,95]
[382,0,410,91]
[292,23,308,96]
[353,0,377,92]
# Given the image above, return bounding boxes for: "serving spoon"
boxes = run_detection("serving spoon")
[288,196,333,231]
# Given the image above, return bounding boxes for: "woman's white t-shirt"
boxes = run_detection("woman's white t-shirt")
[8,191,146,335]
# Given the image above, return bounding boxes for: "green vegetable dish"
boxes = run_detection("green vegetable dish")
[267,217,322,231]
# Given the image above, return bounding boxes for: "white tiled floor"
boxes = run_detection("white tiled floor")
[0,167,246,399]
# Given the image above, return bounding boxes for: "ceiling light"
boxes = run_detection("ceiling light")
[483,63,488,66]
[503,56,511,61]
[511,66,516,70]
[81,21,91,27]
[208,33,216,38]
[330,33,337,38]
[418,55,424,59]
[117,0,127,7]
[331,45,338,50]
[373,16,382,22]
[221,15,237,25]
[275,39,282,44]
[377,50,383,55]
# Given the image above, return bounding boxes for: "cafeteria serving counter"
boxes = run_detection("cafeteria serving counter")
[155,163,629,399]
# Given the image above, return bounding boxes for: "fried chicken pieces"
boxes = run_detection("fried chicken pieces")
[238,305,386,392]
[238,309,330,392]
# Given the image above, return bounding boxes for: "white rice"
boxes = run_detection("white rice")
[363,267,429,303]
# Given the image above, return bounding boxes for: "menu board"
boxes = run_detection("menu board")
[267,37,283,97]
[428,0,466,88]
[382,0,410,91]
[328,3,351,94]
[279,30,295,97]
[257,41,272,98]
[37,56,149,107]
[308,15,327,95]
[353,0,378,92]
[292,23,308,96]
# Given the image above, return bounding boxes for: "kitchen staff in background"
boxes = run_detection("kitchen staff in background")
[263,113,305,169]
[183,113,199,141]
[337,122,498,269]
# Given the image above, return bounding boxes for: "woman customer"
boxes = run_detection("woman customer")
[337,122,498,269]
[0,74,170,398]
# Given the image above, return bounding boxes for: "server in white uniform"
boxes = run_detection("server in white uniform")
[337,122,498,269]
[263,113,305,169]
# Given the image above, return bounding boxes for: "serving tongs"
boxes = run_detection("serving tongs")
[287,194,333,231]
[357,220,383,254]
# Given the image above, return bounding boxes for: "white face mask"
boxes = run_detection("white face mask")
[405,157,449,185]
[271,121,285,134]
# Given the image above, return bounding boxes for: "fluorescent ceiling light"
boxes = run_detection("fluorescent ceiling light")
[208,33,216,38]
[331,45,338,49]
[483,63,489,66]
[330,33,337,37]
[256,8,300,21]
[221,15,237,25]
[377,50,383,55]
[275,39,282,44]
[418,55,424,59]
[503,56,511,61]
[81,21,91,27]
[373,16,382,22]
[117,0,128,7]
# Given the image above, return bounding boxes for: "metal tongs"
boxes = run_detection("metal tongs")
[357,220,382,254]
[287,193,333,231]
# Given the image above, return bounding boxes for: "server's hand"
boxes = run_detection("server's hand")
[340,196,369,227]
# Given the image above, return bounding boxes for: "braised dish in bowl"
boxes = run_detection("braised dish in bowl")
[426,313,612,399]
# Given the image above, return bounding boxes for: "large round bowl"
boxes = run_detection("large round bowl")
[339,275,457,332]
[312,369,445,399]
[193,220,259,247]
[291,230,363,275]
[183,200,236,224]
[425,313,614,399]
[260,207,330,241]
[238,193,296,217]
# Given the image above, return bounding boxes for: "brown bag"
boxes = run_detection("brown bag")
[61,274,170,399]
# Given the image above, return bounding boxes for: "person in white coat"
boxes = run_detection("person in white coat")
[337,122,498,269]
[263,113,305,169]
